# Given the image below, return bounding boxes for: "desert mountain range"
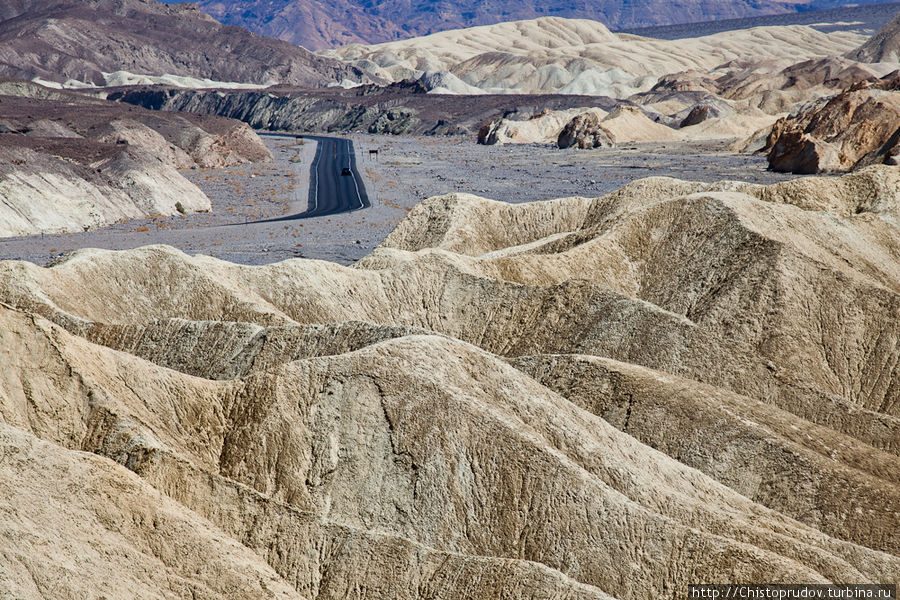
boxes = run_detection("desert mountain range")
[111,11,900,173]
[169,0,897,49]
[322,17,869,95]
[2,166,899,597]
[2,0,900,596]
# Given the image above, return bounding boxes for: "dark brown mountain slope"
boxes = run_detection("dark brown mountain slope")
[107,81,622,135]
[0,0,365,86]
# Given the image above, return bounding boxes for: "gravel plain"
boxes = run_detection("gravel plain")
[0,134,804,266]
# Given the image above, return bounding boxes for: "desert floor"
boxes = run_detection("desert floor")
[0,134,802,266]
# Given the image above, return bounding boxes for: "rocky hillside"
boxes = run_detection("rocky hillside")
[0,0,365,87]
[105,16,885,146]
[0,81,272,236]
[171,0,893,49]
[765,77,900,173]
[108,82,622,136]
[1,166,898,597]
[847,8,900,62]
[322,17,866,96]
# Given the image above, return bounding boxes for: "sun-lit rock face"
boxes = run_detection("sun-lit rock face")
[1,167,899,598]
[0,146,209,237]
[765,79,900,173]
[556,111,616,149]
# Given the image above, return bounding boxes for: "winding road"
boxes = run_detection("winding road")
[254,134,371,223]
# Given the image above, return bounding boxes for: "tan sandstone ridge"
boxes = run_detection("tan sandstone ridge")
[1,166,899,598]
[478,100,787,147]
[0,144,209,237]
[323,17,865,96]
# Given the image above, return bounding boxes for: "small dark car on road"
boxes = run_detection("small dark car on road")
[341,167,352,176]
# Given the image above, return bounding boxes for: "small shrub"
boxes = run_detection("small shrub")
[175,201,185,214]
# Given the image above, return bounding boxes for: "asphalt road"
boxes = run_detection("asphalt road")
[254,133,370,223]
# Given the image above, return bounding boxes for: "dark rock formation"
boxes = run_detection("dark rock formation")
[557,113,615,149]
[765,78,900,173]
[110,84,619,136]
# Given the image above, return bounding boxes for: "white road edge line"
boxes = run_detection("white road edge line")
[347,138,364,210]
[311,137,321,213]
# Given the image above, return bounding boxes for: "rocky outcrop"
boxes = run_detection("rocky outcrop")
[479,108,606,146]
[112,84,620,136]
[650,71,720,94]
[94,119,197,169]
[557,112,615,148]
[0,167,899,598]
[366,108,419,134]
[477,119,502,144]
[765,79,900,173]
[678,103,723,127]
[479,105,684,148]
[716,56,883,101]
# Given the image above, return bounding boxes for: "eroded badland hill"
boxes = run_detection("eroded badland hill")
[1,167,899,598]
[2,1,900,596]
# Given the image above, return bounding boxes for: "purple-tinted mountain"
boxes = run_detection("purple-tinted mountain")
[0,0,365,86]
[167,0,897,49]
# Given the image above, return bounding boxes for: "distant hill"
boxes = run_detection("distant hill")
[847,6,900,61]
[0,0,365,87]
[158,0,900,49]
[623,1,900,39]
[321,16,866,96]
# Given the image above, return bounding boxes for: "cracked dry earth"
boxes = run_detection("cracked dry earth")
[1,165,899,599]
